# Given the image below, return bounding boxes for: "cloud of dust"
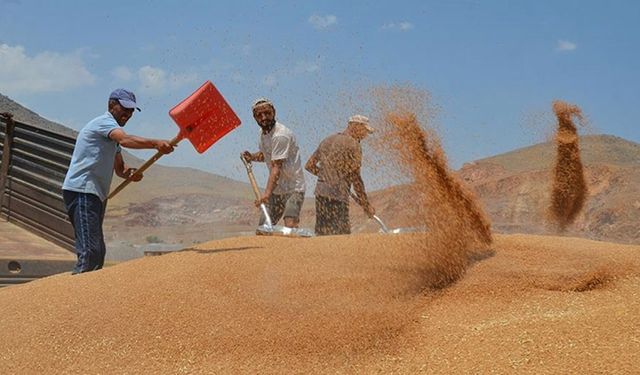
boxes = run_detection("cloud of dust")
[368,85,493,288]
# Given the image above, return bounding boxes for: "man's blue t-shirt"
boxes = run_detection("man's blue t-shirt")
[62,112,122,201]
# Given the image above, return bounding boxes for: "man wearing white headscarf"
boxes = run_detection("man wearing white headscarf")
[242,98,306,228]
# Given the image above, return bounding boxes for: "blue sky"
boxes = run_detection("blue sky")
[1,0,639,187]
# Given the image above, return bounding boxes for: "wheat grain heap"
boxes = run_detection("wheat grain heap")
[1,234,639,373]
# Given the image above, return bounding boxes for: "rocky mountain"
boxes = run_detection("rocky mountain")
[456,135,640,244]
[338,135,640,245]
[361,135,640,244]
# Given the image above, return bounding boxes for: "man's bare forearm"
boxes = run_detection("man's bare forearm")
[353,176,369,207]
[264,162,282,196]
[118,134,162,149]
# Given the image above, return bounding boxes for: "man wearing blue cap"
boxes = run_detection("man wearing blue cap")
[62,89,175,274]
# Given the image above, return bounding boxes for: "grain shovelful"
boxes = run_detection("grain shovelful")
[369,85,493,250]
[549,100,588,231]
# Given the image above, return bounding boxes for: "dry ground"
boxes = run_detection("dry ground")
[0,233,638,374]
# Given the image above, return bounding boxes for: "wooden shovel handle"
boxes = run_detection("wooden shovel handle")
[348,190,372,215]
[107,134,182,200]
[240,155,274,227]
[240,155,263,201]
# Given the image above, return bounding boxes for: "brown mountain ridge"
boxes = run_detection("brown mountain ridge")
[359,135,639,244]
[459,134,640,244]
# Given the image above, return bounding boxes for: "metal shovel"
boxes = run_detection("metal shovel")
[371,214,415,234]
[349,191,418,234]
[240,155,313,238]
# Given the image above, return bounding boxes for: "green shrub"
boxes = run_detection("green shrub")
[146,235,164,244]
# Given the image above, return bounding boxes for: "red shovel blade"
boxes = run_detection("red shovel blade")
[169,81,241,153]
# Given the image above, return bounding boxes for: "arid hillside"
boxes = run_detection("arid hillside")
[1,233,638,373]
[115,135,640,249]
[105,165,256,259]
[105,135,640,259]
[457,134,640,244]
[339,135,640,244]
[0,93,77,137]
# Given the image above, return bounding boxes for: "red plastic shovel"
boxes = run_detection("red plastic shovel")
[107,80,241,199]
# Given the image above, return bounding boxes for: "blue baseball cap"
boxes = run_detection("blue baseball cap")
[109,88,141,111]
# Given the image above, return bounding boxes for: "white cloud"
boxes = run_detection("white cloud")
[112,66,134,81]
[399,22,414,31]
[382,21,414,31]
[0,43,95,94]
[138,65,199,93]
[308,14,337,30]
[556,39,577,52]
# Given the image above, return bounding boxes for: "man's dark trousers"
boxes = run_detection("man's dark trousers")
[63,190,107,274]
